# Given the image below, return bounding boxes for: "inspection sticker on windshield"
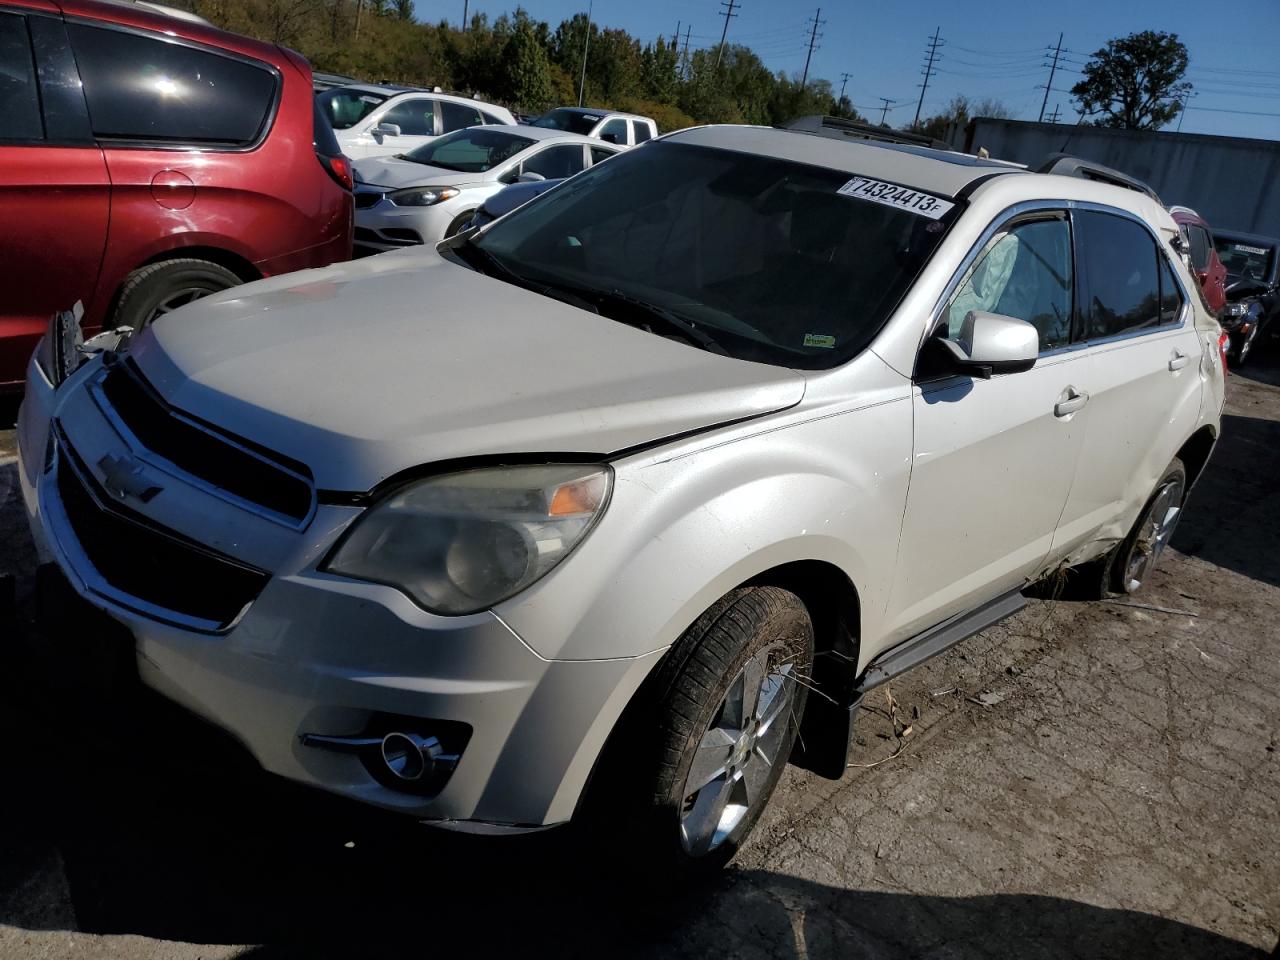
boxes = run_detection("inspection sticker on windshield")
[1234,243,1269,256]
[803,333,836,349]
[837,177,954,220]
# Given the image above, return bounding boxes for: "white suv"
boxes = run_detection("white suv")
[17,125,1224,873]
[317,84,516,159]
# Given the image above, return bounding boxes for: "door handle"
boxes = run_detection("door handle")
[1054,386,1089,418]
[1169,350,1190,371]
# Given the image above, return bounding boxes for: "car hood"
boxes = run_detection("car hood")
[127,250,806,491]
[354,156,484,190]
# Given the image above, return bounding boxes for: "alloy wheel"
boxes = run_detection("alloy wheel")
[1123,475,1185,592]
[148,287,216,323]
[679,644,797,857]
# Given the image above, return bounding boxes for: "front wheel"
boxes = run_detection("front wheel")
[587,586,814,876]
[113,259,242,332]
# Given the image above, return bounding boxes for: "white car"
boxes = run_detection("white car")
[317,83,516,160]
[531,107,658,145]
[18,125,1224,873]
[352,126,621,251]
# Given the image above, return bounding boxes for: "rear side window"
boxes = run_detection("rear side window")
[632,120,652,144]
[440,100,483,133]
[381,98,437,136]
[589,146,617,165]
[480,109,507,126]
[312,99,341,155]
[1077,211,1161,339]
[0,13,42,141]
[1159,256,1185,323]
[67,24,277,146]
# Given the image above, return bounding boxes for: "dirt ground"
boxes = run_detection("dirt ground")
[1,351,1278,959]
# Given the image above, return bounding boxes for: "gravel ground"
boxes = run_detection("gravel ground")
[1,355,1278,959]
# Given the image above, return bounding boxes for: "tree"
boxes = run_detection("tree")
[916,94,1011,142]
[503,13,554,112]
[1070,30,1191,130]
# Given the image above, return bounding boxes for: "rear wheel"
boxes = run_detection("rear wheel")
[114,259,242,332]
[1106,458,1187,594]
[586,586,813,876]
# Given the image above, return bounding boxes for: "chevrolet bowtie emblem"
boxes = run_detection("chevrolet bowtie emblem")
[97,454,163,504]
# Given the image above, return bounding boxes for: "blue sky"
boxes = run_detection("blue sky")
[420,0,1280,140]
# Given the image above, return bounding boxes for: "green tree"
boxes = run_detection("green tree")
[1070,30,1191,130]
[503,13,554,111]
[916,94,1011,141]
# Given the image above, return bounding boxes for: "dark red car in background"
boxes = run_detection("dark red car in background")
[0,0,353,390]
[1169,206,1228,316]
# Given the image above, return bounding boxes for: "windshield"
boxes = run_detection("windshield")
[401,127,535,172]
[317,87,388,130]
[1214,236,1275,281]
[471,141,958,369]
[532,109,600,135]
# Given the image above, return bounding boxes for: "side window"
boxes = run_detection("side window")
[589,146,618,165]
[440,101,483,133]
[1188,225,1210,271]
[598,117,628,145]
[67,24,276,145]
[522,144,586,180]
[631,120,652,144]
[480,110,507,125]
[380,98,437,136]
[945,216,1073,351]
[1159,255,1185,324]
[0,13,41,141]
[1076,210,1161,339]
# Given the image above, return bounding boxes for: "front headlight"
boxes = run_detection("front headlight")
[387,186,460,207]
[324,463,612,615]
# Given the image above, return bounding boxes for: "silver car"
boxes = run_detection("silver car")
[18,125,1224,872]
[352,126,621,252]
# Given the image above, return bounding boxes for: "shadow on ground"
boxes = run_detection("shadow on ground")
[0,632,1269,959]
[1174,410,1280,589]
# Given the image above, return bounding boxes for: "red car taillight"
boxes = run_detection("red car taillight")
[319,153,353,191]
[1218,331,1230,376]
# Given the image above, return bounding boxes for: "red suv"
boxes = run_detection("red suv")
[1169,206,1228,316]
[0,0,353,390]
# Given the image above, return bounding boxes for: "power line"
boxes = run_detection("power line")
[714,0,740,69]
[800,8,825,89]
[913,27,944,129]
[1039,32,1063,122]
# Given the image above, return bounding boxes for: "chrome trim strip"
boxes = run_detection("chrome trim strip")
[87,365,316,531]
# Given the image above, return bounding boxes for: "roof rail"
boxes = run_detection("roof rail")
[1036,153,1161,203]
[784,115,955,152]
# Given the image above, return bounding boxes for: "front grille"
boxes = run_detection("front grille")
[380,228,423,245]
[56,437,270,630]
[353,226,381,243]
[354,191,384,209]
[99,361,313,523]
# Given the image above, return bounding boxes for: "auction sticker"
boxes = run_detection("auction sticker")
[837,177,955,220]
[1233,244,1269,256]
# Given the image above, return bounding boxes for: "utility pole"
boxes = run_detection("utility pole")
[1047,104,1062,123]
[1176,91,1195,132]
[839,71,852,102]
[461,0,468,31]
[680,25,692,80]
[715,0,739,69]
[801,8,825,89]
[913,27,943,129]
[878,97,894,124]
[577,0,593,107]
[1038,32,1063,123]
[672,20,680,48]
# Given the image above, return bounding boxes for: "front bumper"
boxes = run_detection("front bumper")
[17,358,661,829]
[353,195,459,254]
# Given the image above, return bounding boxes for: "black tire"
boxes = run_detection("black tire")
[113,259,242,331]
[443,211,477,239]
[585,586,814,877]
[1102,457,1189,596]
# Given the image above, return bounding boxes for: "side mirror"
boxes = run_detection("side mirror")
[516,171,546,183]
[938,311,1039,379]
[371,122,401,142]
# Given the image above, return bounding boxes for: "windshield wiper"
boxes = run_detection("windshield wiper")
[452,240,602,313]
[570,285,728,355]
